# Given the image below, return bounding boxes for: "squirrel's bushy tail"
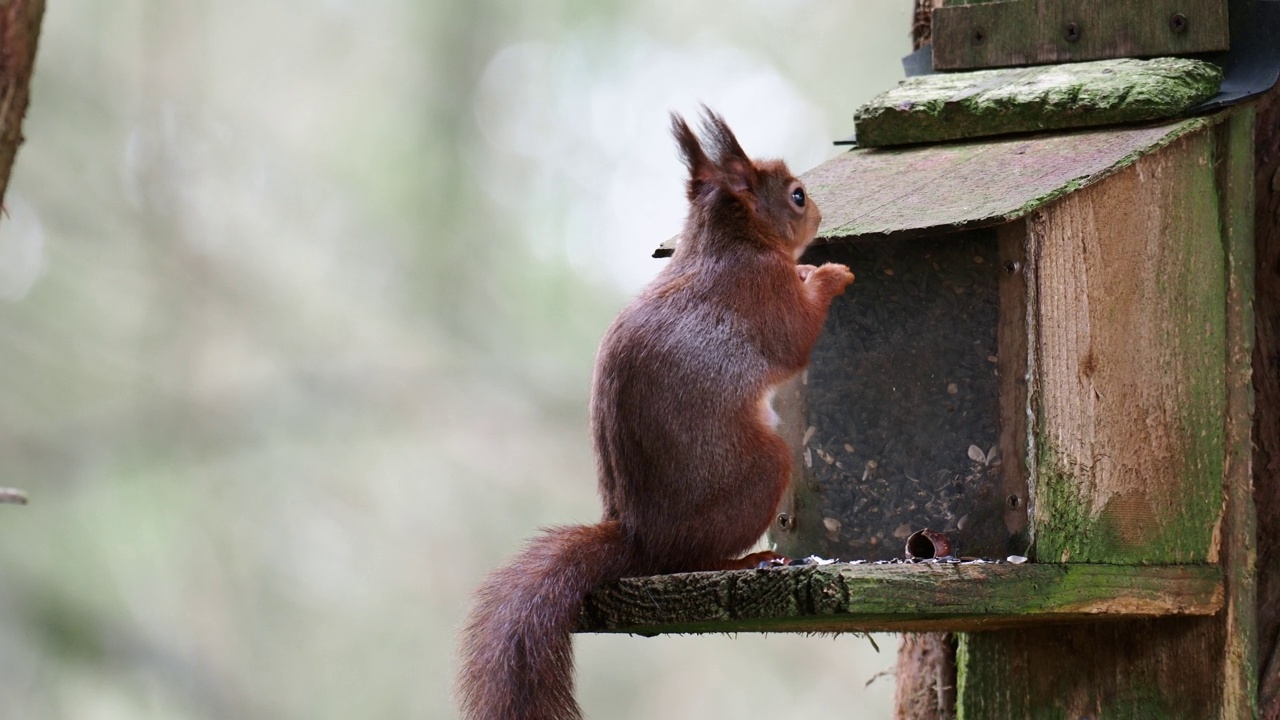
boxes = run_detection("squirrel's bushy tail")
[456,521,628,720]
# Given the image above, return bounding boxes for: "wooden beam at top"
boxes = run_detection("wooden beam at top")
[932,0,1229,71]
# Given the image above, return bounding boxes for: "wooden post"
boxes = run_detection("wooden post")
[1252,77,1280,720]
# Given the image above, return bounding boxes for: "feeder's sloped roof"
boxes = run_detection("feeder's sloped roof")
[655,115,1208,257]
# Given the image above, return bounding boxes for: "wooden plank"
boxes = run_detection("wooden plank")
[855,57,1221,148]
[958,620,1226,719]
[996,221,1030,546]
[576,563,1222,635]
[1029,123,1225,564]
[955,109,1254,720]
[1216,107,1259,720]
[1251,76,1280,720]
[932,0,1229,71]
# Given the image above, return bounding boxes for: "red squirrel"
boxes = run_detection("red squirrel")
[456,108,854,720]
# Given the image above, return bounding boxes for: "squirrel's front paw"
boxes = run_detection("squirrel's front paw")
[796,264,817,281]
[808,263,854,294]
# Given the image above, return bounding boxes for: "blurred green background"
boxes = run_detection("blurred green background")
[0,1,911,717]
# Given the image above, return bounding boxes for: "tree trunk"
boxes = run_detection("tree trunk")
[0,0,44,208]
[893,633,955,720]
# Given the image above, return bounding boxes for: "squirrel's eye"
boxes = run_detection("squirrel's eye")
[791,186,806,207]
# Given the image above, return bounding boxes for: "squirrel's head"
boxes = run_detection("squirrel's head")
[671,107,821,259]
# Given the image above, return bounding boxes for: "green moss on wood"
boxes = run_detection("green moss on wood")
[855,57,1222,148]
[1030,125,1226,565]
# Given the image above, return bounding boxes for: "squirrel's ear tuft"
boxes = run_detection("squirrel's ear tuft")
[672,112,713,201]
[698,105,756,194]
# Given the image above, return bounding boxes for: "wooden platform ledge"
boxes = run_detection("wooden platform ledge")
[578,563,1223,635]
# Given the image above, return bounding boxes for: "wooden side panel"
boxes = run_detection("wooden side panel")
[1030,126,1226,564]
[957,112,1256,720]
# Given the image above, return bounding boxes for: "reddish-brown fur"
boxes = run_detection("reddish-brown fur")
[456,108,854,720]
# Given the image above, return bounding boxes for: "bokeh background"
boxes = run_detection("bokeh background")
[0,1,912,717]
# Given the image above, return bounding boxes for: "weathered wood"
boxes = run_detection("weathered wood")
[895,633,956,720]
[959,619,1226,719]
[1252,70,1280,720]
[932,0,1229,71]
[655,118,1212,257]
[1219,107,1260,720]
[996,221,1030,546]
[1030,124,1225,565]
[576,563,1222,635]
[854,57,1221,148]
[955,110,1256,720]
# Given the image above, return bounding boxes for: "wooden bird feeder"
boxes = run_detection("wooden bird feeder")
[584,8,1263,713]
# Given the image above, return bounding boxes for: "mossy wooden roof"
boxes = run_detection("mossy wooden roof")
[854,58,1221,147]
[655,115,1210,257]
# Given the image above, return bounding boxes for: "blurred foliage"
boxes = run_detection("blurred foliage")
[0,0,910,717]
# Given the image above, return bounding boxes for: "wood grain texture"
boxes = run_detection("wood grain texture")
[958,618,1226,719]
[997,221,1030,545]
[932,0,1229,71]
[855,58,1221,148]
[1029,125,1226,565]
[576,563,1222,635]
[1217,108,1259,720]
[654,118,1209,257]
[0,0,45,208]
[955,109,1257,720]
[1252,73,1280,720]
[895,633,956,720]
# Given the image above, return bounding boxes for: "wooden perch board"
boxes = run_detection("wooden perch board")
[577,563,1222,635]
